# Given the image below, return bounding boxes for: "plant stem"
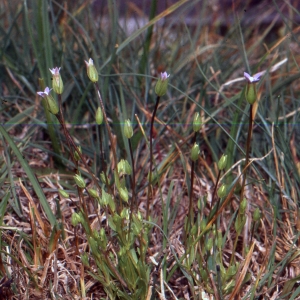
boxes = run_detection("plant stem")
[240,104,253,198]
[147,95,160,220]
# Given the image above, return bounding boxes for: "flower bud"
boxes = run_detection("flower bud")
[191,143,200,161]
[37,87,59,115]
[84,58,98,83]
[71,212,81,226]
[217,154,228,171]
[244,72,260,105]
[49,67,63,94]
[124,119,133,139]
[88,189,98,198]
[217,184,227,198]
[155,72,169,96]
[74,146,82,161]
[95,107,103,125]
[119,187,128,202]
[193,112,202,132]
[74,174,86,189]
[88,236,98,254]
[100,189,112,206]
[100,172,106,184]
[59,189,69,198]
[120,208,129,220]
[117,159,132,176]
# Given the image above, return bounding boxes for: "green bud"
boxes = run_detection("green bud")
[235,214,246,234]
[95,107,103,125]
[245,82,257,104]
[71,212,81,226]
[88,189,98,198]
[253,207,261,221]
[74,146,82,161]
[193,112,202,132]
[117,159,132,176]
[101,189,112,206]
[124,119,133,139]
[119,187,128,202]
[244,72,260,105]
[217,184,227,198]
[59,189,69,198]
[88,236,98,254]
[37,87,59,115]
[49,67,63,94]
[191,143,200,161]
[100,172,107,184]
[74,174,86,189]
[120,208,129,220]
[155,72,169,96]
[84,58,98,83]
[81,252,89,266]
[217,154,228,171]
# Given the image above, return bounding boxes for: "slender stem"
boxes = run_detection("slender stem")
[95,83,119,178]
[57,94,75,162]
[147,95,160,220]
[189,132,197,226]
[240,104,253,198]
[128,139,136,238]
[55,113,101,191]
[240,104,253,255]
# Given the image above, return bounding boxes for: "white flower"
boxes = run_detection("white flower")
[84,58,94,67]
[37,87,52,98]
[160,71,170,81]
[49,67,61,76]
[244,72,261,83]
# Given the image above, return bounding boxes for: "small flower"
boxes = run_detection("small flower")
[155,71,170,96]
[243,72,261,83]
[37,87,59,115]
[84,58,98,83]
[160,71,170,81]
[37,87,52,98]
[49,67,64,94]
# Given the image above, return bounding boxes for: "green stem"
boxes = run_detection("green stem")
[240,104,253,199]
[147,95,161,220]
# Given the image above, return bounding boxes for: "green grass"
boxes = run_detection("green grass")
[1,0,300,299]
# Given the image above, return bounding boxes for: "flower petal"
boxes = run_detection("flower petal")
[160,72,170,81]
